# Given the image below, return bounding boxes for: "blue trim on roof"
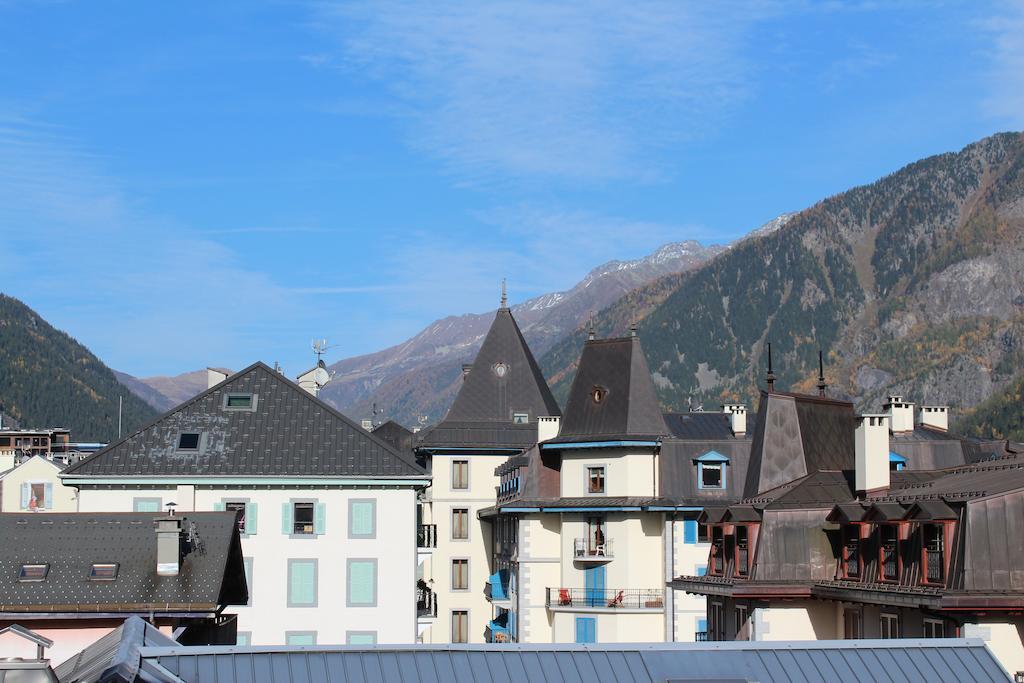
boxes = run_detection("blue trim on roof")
[695,450,730,462]
[647,506,704,512]
[541,440,659,450]
[537,506,643,512]
[889,451,907,463]
[500,507,541,512]
[419,447,522,455]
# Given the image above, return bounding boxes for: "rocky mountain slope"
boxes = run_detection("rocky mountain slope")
[0,294,158,441]
[315,240,727,426]
[539,132,1024,425]
[115,368,233,414]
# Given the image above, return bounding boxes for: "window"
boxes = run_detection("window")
[226,502,247,533]
[591,386,606,404]
[285,632,316,646]
[879,525,899,581]
[287,559,317,607]
[889,452,907,471]
[698,523,710,543]
[133,497,162,513]
[224,393,254,410]
[587,517,607,555]
[243,557,253,606]
[923,524,945,584]
[683,519,698,544]
[696,452,729,490]
[177,433,200,450]
[512,412,529,424]
[842,525,861,579]
[349,499,376,538]
[293,502,315,535]
[735,605,749,639]
[89,563,118,581]
[880,613,900,639]
[452,508,469,539]
[28,482,48,510]
[735,526,750,576]
[709,601,726,641]
[710,526,724,575]
[451,558,469,590]
[923,618,946,638]
[347,559,377,606]
[0,437,9,447]
[18,564,48,582]
[346,631,377,645]
[843,608,862,639]
[587,466,605,494]
[451,460,469,490]
[451,610,469,643]
[575,616,596,644]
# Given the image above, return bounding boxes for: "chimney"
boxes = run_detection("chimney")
[155,512,184,576]
[918,405,949,431]
[722,404,747,436]
[856,414,890,493]
[461,364,473,380]
[207,368,229,389]
[884,395,914,433]
[538,416,561,442]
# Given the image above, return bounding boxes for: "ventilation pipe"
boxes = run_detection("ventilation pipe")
[722,404,747,437]
[856,414,890,493]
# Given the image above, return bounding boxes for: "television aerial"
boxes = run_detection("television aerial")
[306,339,337,397]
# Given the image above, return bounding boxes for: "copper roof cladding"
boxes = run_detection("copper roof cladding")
[550,335,668,442]
[0,512,246,613]
[743,390,856,498]
[421,307,560,450]
[61,362,424,478]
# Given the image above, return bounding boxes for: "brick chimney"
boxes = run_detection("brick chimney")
[722,404,747,436]
[884,395,914,434]
[918,405,949,431]
[155,511,184,576]
[856,414,890,493]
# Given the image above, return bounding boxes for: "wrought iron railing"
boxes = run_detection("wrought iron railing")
[573,538,613,559]
[545,588,664,610]
[925,549,944,583]
[737,546,749,576]
[417,586,437,618]
[695,631,709,642]
[418,524,437,548]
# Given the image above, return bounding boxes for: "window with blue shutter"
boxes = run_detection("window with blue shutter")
[346,631,377,645]
[213,502,225,512]
[575,617,596,643]
[236,632,251,646]
[347,559,377,606]
[286,632,316,645]
[349,500,375,538]
[243,557,254,606]
[287,559,317,607]
[684,520,697,544]
[133,498,162,513]
[245,502,258,535]
[314,502,326,535]
[696,564,708,576]
[20,483,29,509]
[281,503,293,534]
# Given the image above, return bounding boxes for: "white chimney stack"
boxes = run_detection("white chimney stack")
[722,404,747,436]
[918,405,949,431]
[538,416,561,443]
[207,368,229,389]
[856,414,890,493]
[884,395,914,433]
[155,514,184,576]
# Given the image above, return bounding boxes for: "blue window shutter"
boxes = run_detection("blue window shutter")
[684,520,697,544]
[282,503,293,534]
[698,618,707,632]
[348,561,376,605]
[20,483,29,509]
[697,565,708,576]
[44,483,53,508]
[314,502,327,535]
[245,503,258,535]
[243,558,253,606]
[575,617,596,643]
[289,561,316,605]
[575,617,585,643]
[236,633,251,646]
[350,501,375,537]
[213,501,225,511]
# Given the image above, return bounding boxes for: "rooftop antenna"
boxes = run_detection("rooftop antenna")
[588,311,596,341]
[817,349,828,398]
[309,339,336,397]
[766,343,776,391]
[500,279,508,309]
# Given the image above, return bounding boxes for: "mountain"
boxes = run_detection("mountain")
[316,240,727,426]
[955,374,1024,443]
[0,294,159,441]
[114,368,234,414]
[540,132,1024,424]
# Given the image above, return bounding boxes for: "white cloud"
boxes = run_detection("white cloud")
[311,1,775,182]
[979,0,1024,125]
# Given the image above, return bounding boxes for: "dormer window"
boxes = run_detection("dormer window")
[18,564,48,582]
[842,525,861,579]
[922,524,945,585]
[177,433,201,450]
[879,525,899,582]
[89,563,118,581]
[696,451,728,490]
[709,527,725,575]
[735,526,750,576]
[512,412,529,424]
[889,452,907,471]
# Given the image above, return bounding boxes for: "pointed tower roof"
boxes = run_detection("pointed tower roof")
[421,305,561,450]
[549,335,668,443]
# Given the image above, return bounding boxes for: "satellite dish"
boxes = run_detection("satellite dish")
[313,367,331,387]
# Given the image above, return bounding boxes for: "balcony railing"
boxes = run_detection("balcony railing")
[417,586,437,618]
[418,524,437,549]
[573,538,613,560]
[545,588,664,610]
[695,631,708,642]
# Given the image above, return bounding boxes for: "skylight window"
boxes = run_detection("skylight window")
[18,564,48,582]
[89,563,118,581]
[223,393,256,411]
[177,433,201,450]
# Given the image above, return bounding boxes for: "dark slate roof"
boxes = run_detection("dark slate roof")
[663,412,757,440]
[421,307,560,450]
[62,363,425,478]
[480,496,674,516]
[659,439,751,505]
[551,336,668,442]
[371,420,416,452]
[0,512,246,614]
[54,616,178,683]
[106,640,1009,683]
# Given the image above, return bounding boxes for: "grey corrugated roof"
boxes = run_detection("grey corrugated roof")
[553,336,668,442]
[0,512,245,613]
[62,362,424,478]
[126,640,1010,683]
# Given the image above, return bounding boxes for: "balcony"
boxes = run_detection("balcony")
[545,588,664,612]
[418,524,437,549]
[573,538,613,563]
[486,611,514,643]
[485,569,512,606]
[695,631,708,642]
[417,585,437,619]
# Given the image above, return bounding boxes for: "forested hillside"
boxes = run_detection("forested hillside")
[0,294,158,441]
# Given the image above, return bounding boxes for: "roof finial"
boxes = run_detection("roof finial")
[766,342,776,391]
[588,311,596,341]
[500,278,508,309]
[629,319,638,337]
[817,349,827,398]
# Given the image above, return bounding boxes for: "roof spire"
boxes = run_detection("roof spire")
[500,278,508,309]
[629,319,638,337]
[588,311,596,341]
[817,349,828,398]
[766,342,776,391]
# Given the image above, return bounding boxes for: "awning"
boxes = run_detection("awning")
[865,502,907,522]
[905,500,957,521]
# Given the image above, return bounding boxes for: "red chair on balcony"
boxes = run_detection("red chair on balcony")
[558,589,573,606]
[607,590,624,608]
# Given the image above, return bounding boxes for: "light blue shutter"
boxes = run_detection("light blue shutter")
[243,557,253,606]
[575,617,596,643]
[245,503,258,535]
[20,483,29,509]
[348,560,376,605]
[314,502,326,535]
[697,564,708,576]
[684,520,697,544]
[347,632,376,645]
[698,618,708,635]
[281,503,293,534]
[286,633,315,646]
[350,501,374,537]
[213,501,225,511]
[236,633,251,646]
[289,561,316,606]
[43,483,53,509]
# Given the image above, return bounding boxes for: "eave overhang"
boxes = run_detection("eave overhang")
[60,475,430,487]
[540,440,659,450]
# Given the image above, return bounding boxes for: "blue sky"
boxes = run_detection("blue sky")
[1,1,1022,377]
